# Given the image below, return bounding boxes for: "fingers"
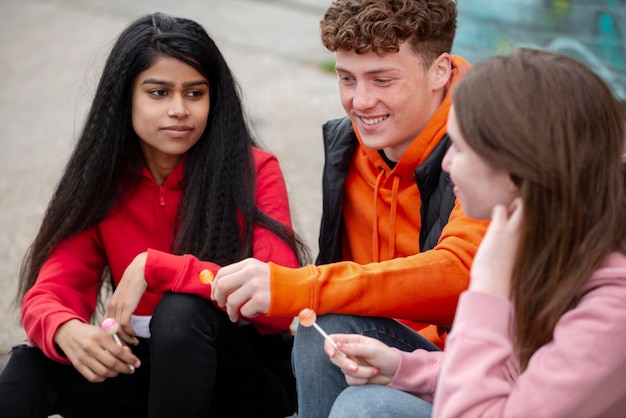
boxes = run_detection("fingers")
[100,333,141,374]
[325,343,380,386]
[57,320,140,382]
[211,259,250,304]
[230,281,270,320]
[222,289,267,323]
[508,197,524,223]
[490,203,507,223]
[74,339,139,382]
[324,334,398,387]
[225,302,241,323]
[325,336,377,376]
[491,198,523,225]
[104,253,147,343]
[344,367,381,386]
[102,308,138,346]
[116,321,138,346]
[105,292,138,345]
[211,258,271,322]
[99,341,140,374]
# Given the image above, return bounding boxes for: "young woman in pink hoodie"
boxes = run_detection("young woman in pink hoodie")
[325,48,626,418]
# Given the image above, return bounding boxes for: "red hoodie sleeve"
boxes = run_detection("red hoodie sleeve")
[145,149,299,334]
[21,226,107,363]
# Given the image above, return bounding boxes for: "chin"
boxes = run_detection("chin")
[471,209,492,221]
[460,203,486,221]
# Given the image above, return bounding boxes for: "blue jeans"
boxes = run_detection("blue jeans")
[292,314,439,418]
[329,385,432,418]
[0,292,296,417]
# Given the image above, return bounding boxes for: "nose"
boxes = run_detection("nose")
[168,95,189,118]
[352,83,376,111]
[441,143,455,173]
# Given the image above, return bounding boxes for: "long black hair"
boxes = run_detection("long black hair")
[17,12,308,303]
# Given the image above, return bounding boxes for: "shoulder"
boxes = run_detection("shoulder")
[594,247,626,279]
[250,147,285,183]
[579,248,626,297]
[322,117,359,161]
[322,117,355,143]
[251,146,278,166]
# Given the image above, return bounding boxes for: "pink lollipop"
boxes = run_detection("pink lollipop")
[101,317,123,347]
[101,317,136,372]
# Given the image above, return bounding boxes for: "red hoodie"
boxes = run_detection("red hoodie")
[22,148,299,363]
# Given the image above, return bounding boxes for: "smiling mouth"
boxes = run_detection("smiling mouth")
[360,115,388,125]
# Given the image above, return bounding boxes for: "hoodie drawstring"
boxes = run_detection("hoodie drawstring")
[371,169,401,261]
[388,175,400,258]
[372,168,400,261]
[372,169,383,261]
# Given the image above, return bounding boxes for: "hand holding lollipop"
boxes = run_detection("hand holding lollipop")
[101,317,123,346]
[101,317,135,372]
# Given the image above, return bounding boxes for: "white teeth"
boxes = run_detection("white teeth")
[361,116,387,125]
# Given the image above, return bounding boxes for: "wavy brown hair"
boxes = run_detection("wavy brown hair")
[453,48,626,370]
[320,0,457,68]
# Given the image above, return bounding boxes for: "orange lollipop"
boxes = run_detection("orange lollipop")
[298,308,317,327]
[199,269,214,284]
[297,308,345,356]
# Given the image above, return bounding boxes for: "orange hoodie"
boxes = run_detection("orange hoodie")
[268,56,487,348]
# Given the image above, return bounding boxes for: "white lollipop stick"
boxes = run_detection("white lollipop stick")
[312,323,340,351]
[299,309,346,357]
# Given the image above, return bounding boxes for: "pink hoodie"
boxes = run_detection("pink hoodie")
[389,247,626,417]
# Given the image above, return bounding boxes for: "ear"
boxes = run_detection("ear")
[431,53,452,91]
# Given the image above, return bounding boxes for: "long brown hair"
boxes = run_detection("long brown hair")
[453,48,626,370]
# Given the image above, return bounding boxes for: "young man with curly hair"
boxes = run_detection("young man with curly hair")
[211,1,487,416]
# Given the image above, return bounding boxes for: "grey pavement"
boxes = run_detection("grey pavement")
[0,0,344,372]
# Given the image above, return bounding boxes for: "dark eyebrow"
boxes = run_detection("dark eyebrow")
[141,78,209,88]
[335,65,398,75]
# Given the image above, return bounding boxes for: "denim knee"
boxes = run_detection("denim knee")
[329,385,433,418]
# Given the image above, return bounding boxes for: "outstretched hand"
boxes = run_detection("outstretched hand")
[324,333,400,387]
[104,252,148,345]
[469,198,523,298]
[211,258,271,322]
